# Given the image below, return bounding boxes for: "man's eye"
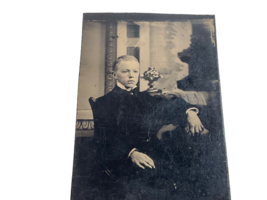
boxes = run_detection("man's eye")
[121,71,127,73]
[134,71,139,73]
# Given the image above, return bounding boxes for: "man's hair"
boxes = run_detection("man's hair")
[113,55,139,71]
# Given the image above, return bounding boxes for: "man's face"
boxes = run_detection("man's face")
[114,60,140,88]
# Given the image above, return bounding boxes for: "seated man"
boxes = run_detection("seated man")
[93,55,208,198]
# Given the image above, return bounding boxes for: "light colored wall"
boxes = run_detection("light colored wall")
[149,21,192,91]
[76,21,106,119]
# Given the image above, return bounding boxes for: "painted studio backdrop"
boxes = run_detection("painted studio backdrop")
[76,17,219,136]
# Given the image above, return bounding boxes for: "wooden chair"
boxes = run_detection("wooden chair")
[88,97,111,177]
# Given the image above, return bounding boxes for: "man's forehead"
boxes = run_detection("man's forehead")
[118,60,140,69]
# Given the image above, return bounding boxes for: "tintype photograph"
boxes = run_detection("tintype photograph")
[71,13,230,200]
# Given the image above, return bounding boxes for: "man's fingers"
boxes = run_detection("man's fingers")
[195,126,200,133]
[141,161,152,169]
[199,125,203,133]
[136,162,145,169]
[147,159,155,169]
[143,155,155,168]
[185,125,189,133]
[190,126,195,136]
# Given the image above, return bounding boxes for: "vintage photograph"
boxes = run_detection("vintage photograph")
[71,13,230,200]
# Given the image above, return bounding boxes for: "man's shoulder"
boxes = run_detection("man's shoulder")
[95,90,118,104]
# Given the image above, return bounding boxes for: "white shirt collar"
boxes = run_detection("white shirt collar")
[116,81,137,91]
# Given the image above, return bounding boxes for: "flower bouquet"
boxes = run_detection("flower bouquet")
[142,67,162,93]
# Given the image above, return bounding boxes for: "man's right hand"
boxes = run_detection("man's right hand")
[130,151,155,169]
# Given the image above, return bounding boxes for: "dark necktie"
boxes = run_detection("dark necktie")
[128,88,138,96]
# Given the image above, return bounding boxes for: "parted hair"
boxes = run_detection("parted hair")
[113,55,139,71]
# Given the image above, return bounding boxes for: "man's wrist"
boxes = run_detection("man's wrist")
[128,148,137,158]
[186,107,199,115]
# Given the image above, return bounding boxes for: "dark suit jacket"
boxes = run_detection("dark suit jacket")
[95,86,193,166]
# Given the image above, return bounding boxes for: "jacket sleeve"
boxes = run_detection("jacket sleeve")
[144,94,194,128]
[139,95,195,152]
[162,97,193,127]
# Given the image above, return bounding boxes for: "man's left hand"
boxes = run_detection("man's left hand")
[187,111,204,136]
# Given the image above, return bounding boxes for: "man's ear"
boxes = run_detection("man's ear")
[112,71,118,79]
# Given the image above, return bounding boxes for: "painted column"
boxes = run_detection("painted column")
[105,22,117,94]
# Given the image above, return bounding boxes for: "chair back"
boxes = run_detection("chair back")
[89,97,111,176]
[89,97,99,138]
[88,97,107,144]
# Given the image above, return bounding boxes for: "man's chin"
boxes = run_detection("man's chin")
[125,83,136,88]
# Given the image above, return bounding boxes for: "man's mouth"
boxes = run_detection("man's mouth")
[127,81,135,83]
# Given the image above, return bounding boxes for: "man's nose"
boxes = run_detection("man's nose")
[129,71,134,78]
